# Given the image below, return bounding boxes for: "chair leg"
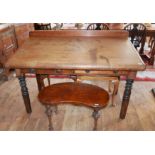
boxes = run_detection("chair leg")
[53,105,58,114]
[108,80,112,93]
[45,105,54,131]
[70,75,78,82]
[92,107,100,131]
[47,75,50,85]
[112,79,120,106]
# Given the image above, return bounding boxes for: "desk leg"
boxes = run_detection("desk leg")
[36,74,45,92]
[18,76,32,113]
[120,79,134,119]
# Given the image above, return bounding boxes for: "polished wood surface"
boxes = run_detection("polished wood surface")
[5,30,145,71]
[38,82,109,130]
[4,30,146,119]
[38,82,109,108]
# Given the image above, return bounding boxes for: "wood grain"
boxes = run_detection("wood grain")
[38,82,109,108]
[5,30,145,71]
[0,77,155,131]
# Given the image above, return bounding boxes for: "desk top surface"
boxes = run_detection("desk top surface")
[5,30,145,71]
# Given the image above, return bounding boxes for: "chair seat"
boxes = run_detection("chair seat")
[38,82,109,108]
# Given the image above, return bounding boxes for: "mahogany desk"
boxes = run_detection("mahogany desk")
[5,30,146,119]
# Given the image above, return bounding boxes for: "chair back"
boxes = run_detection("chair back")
[149,38,155,65]
[35,23,51,30]
[87,23,109,30]
[124,23,146,53]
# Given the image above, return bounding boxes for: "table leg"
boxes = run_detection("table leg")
[18,76,32,113]
[36,74,45,92]
[120,79,134,119]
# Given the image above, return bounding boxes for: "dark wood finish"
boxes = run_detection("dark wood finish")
[38,82,109,130]
[141,38,155,65]
[36,74,45,91]
[120,79,134,119]
[145,25,155,37]
[18,75,32,113]
[5,30,146,119]
[87,23,109,30]
[124,23,146,54]
[34,23,51,30]
[38,82,109,107]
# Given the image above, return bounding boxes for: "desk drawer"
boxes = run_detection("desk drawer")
[75,70,128,76]
[21,69,75,75]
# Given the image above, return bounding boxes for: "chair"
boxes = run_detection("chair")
[76,76,119,106]
[0,25,18,80]
[38,82,109,130]
[87,23,109,30]
[141,38,155,65]
[124,23,146,54]
[35,23,52,30]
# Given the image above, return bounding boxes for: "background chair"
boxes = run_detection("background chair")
[87,23,109,30]
[124,23,146,54]
[34,23,52,30]
[0,25,18,80]
[141,38,155,66]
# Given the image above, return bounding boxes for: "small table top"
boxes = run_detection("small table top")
[5,30,145,71]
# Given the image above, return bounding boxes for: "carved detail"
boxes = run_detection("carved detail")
[120,79,134,119]
[123,79,133,100]
[18,76,32,113]
[87,23,109,30]
[92,107,100,131]
[124,23,146,54]
[45,105,54,130]
[18,76,29,96]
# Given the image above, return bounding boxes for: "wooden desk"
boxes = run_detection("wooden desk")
[5,30,146,119]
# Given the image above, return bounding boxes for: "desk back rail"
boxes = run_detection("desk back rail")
[29,30,129,38]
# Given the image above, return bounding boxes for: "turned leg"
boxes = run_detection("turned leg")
[92,107,100,131]
[18,76,32,113]
[120,79,134,119]
[45,105,54,131]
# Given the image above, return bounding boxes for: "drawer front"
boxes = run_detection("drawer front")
[21,69,75,75]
